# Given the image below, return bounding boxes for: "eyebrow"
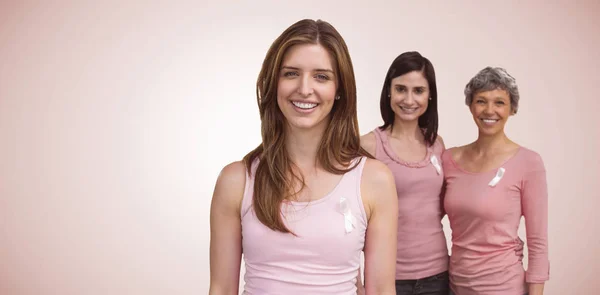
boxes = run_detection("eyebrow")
[476,96,508,101]
[281,66,335,74]
[393,83,426,88]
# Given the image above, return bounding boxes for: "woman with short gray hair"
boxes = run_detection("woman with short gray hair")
[442,67,550,295]
[464,67,521,114]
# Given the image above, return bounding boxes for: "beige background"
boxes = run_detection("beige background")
[1,1,598,294]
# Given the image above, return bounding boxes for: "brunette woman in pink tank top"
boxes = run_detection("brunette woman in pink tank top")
[360,52,450,295]
[208,19,398,295]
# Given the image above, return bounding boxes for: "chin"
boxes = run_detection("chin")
[477,127,503,136]
[396,114,420,123]
[288,122,314,130]
[288,118,325,130]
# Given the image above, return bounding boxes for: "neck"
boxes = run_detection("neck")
[472,131,511,155]
[285,123,327,169]
[389,118,422,141]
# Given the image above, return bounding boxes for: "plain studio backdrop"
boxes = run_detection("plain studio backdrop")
[1,1,598,294]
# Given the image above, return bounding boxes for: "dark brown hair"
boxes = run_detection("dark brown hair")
[379,51,439,146]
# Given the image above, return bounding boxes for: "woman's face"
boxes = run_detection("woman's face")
[389,70,430,124]
[276,43,338,132]
[469,88,513,136]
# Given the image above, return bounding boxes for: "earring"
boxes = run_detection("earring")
[335,95,340,100]
[429,97,432,100]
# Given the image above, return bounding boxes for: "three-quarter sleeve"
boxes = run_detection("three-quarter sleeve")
[521,153,550,283]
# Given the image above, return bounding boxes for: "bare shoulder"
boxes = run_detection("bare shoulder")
[360,132,377,156]
[212,160,247,213]
[362,156,393,178]
[360,158,396,219]
[436,134,446,149]
[217,160,247,182]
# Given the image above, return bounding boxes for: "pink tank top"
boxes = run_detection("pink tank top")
[372,128,449,280]
[240,157,368,295]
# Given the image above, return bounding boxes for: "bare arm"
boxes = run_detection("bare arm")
[209,161,246,295]
[437,136,447,217]
[529,283,545,295]
[355,268,365,295]
[361,159,398,295]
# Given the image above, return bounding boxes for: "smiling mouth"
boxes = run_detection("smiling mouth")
[481,118,499,124]
[292,101,318,109]
[399,106,418,112]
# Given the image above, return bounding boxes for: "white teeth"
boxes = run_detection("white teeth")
[400,106,418,112]
[292,101,318,109]
[482,119,498,123]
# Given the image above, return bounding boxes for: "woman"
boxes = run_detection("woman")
[360,51,450,295]
[443,67,549,295]
[208,19,398,295]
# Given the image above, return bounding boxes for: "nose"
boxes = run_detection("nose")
[297,75,313,97]
[403,91,415,103]
[484,102,494,115]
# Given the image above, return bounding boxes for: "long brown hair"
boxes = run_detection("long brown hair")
[242,19,369,233]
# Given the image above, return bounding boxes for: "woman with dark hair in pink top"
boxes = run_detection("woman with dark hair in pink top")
[360,51,449,295]
[443,67,549,295]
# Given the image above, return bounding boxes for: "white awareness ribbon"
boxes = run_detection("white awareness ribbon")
[488,167,506,187]
[339,197,357,234]
[430,155,442,175]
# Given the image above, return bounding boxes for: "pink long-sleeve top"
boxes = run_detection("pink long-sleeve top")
[371,128,449,280]
[442,146,549,295]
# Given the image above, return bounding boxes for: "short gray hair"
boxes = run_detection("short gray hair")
[464,67,520,114]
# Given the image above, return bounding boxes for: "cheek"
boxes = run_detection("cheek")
[320,84,337,102]
[277,80,293,98]
[390,93,403,104]
[275,88,285,105]
[276,95,284,109]
[417,94,429,106]
[470,105,481,117]
[276,86,291,110]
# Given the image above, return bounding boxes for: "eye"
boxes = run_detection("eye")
[414,88,425,94]
[282,71,299,77]
[476,99,485,104]
[395,86,406,93]
[496,101,505,105]
[315,73,330,81]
